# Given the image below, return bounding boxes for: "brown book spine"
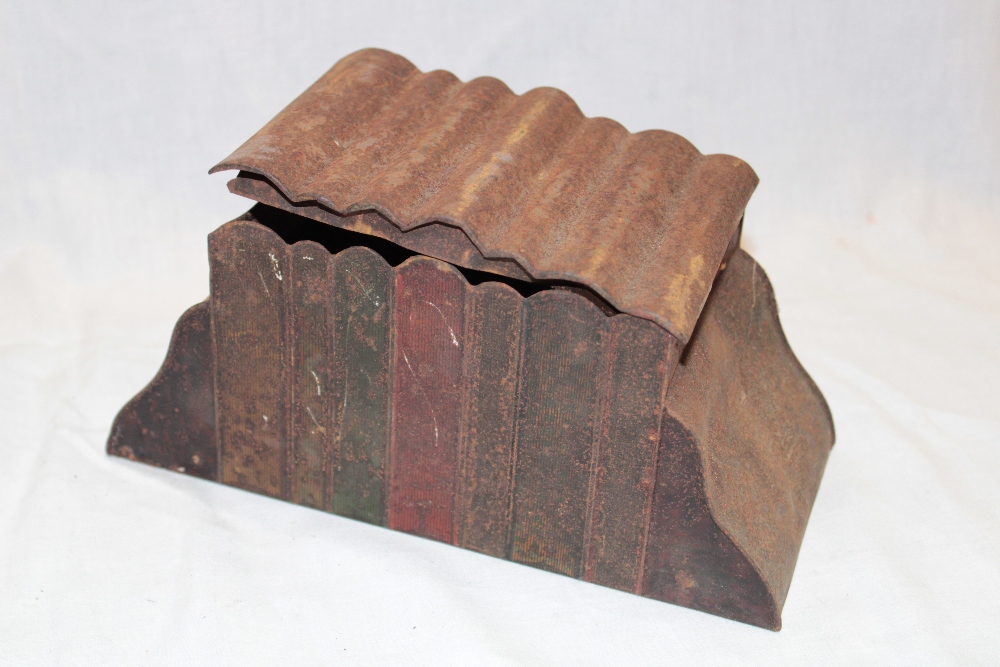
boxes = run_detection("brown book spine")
[583,317,679,591]
[287,240,335,509]
[388,257,466,542]
[455,282,524,557]
[210,221,290,499]
[509,291,610,577]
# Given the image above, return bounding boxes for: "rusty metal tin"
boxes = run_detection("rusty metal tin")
[109,50,833,631]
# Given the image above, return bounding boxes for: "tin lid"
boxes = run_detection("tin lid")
[211,48,757,344]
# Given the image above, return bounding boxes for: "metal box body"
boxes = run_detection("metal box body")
[108,49,834,630]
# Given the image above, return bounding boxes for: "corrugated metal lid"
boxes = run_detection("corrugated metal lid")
[211,48,758,343]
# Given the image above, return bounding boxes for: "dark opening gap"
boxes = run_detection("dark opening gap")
[246,203,618,316]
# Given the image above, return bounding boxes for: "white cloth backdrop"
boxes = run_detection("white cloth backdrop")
[1,1,998,664]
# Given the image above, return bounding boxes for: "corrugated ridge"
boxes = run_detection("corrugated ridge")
[211,48,759,343]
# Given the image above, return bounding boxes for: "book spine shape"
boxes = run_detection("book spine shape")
[287,241,335,510]
[583,316,679,592]
[210,221,290,499]
[509,291,611,578]
[455,282,524,557]
[387,257,466,542]
[328,246,395,525]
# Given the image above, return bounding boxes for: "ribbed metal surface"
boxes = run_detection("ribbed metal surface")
[211,48,758,343]
[205,216,678,591]
[109,213,835,629]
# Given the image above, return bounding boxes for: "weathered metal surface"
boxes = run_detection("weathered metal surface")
[109,214,832,630]
[107,300,217,479]
[108,46,834,632]
[288,240,334,510]
[211,222,290,499]
[650,250,834,629]
[455,282,523,557]
[585,317,680,592]
[211,48,758,344]
[509,291,610,578]
[643,248,835,629]
[231,173,533,282]
[388,257,466,542]
[329,246,394,525]
[642,413,779,628]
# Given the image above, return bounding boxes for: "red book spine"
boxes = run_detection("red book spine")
[388,257,466,542]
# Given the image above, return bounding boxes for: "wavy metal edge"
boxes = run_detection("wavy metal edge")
[210,48,758,343]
